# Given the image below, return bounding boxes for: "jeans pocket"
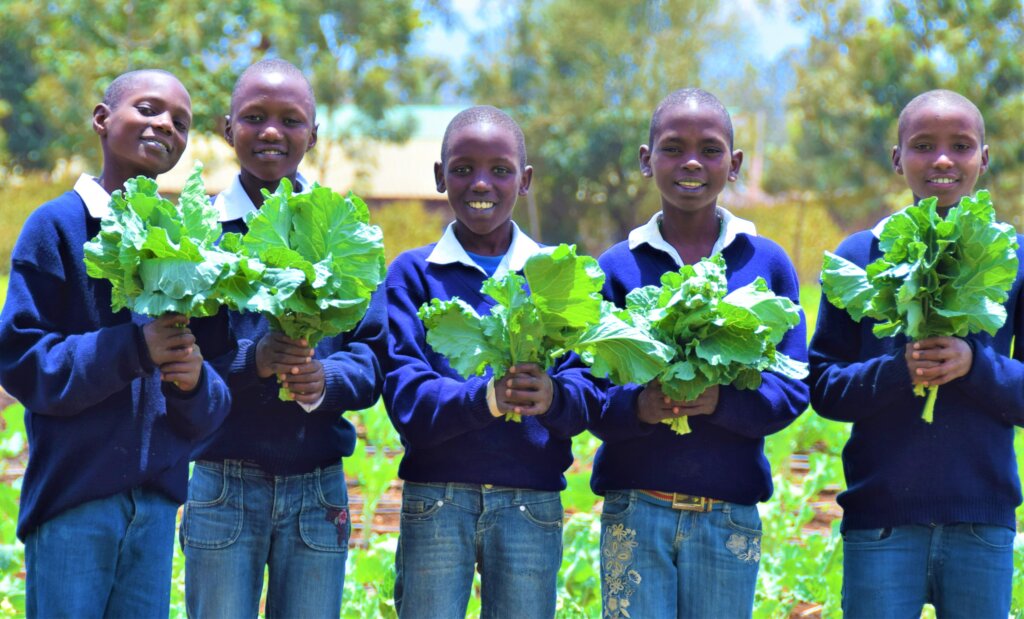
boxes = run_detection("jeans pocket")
[182,464,243,550]
[518,496,564,531]
[724,504,762,536]
[967,523,1015,549]
[400,485,446,521]
[299,466,350,552]
[842,527,894,544]
[600,491,636,524]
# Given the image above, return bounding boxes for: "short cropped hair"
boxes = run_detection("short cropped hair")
[230,58,316,118]
[440,105,528,170]
[649,88,734,149]
[103,69,182,109]
[897,89,985,145]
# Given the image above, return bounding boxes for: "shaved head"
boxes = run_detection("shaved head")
[231,58,316,118]
[103,69,185,109]
[441,105,527,169]
[650,88,733,148]
[898,89,985,145]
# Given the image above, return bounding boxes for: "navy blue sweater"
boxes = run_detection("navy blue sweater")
[0,190,232,540]
[382,245,600,490]
[809,230,1024,531]
[190,217,386,475]
[591,235,809,504]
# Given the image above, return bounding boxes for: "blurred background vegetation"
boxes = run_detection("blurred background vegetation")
[0,0,1020,280]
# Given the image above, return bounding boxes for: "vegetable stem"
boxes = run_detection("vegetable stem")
[921,385,938,424]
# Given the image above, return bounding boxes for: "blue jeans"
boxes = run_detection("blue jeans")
[599,490,761,619]
[842,523,1014,618]
[25,486,178,619]
[180,460,350,618]
[395,482,564,619]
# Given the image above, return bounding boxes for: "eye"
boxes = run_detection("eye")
[493,166,512,176]
[703,146,723,155]
[953,143,971,151]
[661,146,680,154]
[284,117,302,127]
[451,165,471,176]
[243,114,263,123]
[174,120,189,132]
[136,103,156,116]
[912,142,932,152]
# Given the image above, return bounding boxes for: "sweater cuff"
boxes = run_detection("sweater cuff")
[468,377,500,426]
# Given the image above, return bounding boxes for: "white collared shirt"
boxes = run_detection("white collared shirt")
[627,206,757,267]
[213,172,311,222]
[426,221,542,279]
[74,174,113,219]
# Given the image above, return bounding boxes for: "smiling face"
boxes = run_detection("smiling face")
[640,100,741,215]
[226,69,317,200]
[434,121,532,254]
[893,99,988,209]
[93,71,191,186]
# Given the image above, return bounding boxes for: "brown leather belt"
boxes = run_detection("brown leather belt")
[638,489,716,512]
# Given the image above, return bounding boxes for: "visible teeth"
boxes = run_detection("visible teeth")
[932,178,956,184]
[468,201,494,210]
[676,181,702,188]
[259,149,285,155]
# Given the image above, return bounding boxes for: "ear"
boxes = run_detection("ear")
[979,144,990,175]
[639,145,652,177]
[891,145,903,175]
[518,165,534,195]
[92,103,111,137]
[434,161,446,193]
[223,115,234,146]
[728,149,744,182]
[307,122,318,152]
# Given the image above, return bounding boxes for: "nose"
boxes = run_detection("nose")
[472,175,490,192]
[259,122,283,141]
[934,152,954,169]
[682,156,702,171]
[152,111,173,135]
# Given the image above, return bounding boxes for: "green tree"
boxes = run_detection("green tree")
[0,0,449,170]
[467,0,745,252]
[768,0,1023,229]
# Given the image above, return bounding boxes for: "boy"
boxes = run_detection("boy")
[809,89,1021,618]
[590,88,809,618]
[0,69,231,618]
[382,105,599,618]
[182,58,386,618]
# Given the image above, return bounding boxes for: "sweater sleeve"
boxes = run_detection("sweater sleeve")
[536,353,600,439]
[313,285,387,414]
[0,244,151,416]
[808,235,917,423]
[703,259,810,438]
[587,382,658,443]
[382,280,498,449]
[161,362,232,440]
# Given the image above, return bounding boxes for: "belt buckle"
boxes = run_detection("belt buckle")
[672,493,710,512]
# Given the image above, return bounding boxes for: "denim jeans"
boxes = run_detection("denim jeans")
[180,460,350,618]
[25,486,178,619]
[842,523,1015,618]
[395,482,564,619]
[599,490,761,619]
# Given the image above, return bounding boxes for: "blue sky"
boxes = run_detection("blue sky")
[415,0,809,67]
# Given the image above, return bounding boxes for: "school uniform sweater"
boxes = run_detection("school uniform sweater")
[382,223,599,490]
[0,178,231,540]
[190,174,386,475]
[590,210,809,504]
[808,228,1024,532]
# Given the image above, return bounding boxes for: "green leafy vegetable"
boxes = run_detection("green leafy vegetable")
[223,178,386,398]
[620,254,807,434]
[84,162,234,317]
[821,190,1019,422]
[418,244,674,422]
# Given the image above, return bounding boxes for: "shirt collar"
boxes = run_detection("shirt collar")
[871,213,893,239]
[426,221,542,278]
[74,174,113,219]
[627,206,757,267]
[214,172,311,222]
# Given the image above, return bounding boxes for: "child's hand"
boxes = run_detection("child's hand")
[143,313,194,366]
[637,381,719,425]
[494,364,553,417]
[255,333,313,379]
[160,344,204,392]
[905,337,973,387]
[281,358,326,405]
